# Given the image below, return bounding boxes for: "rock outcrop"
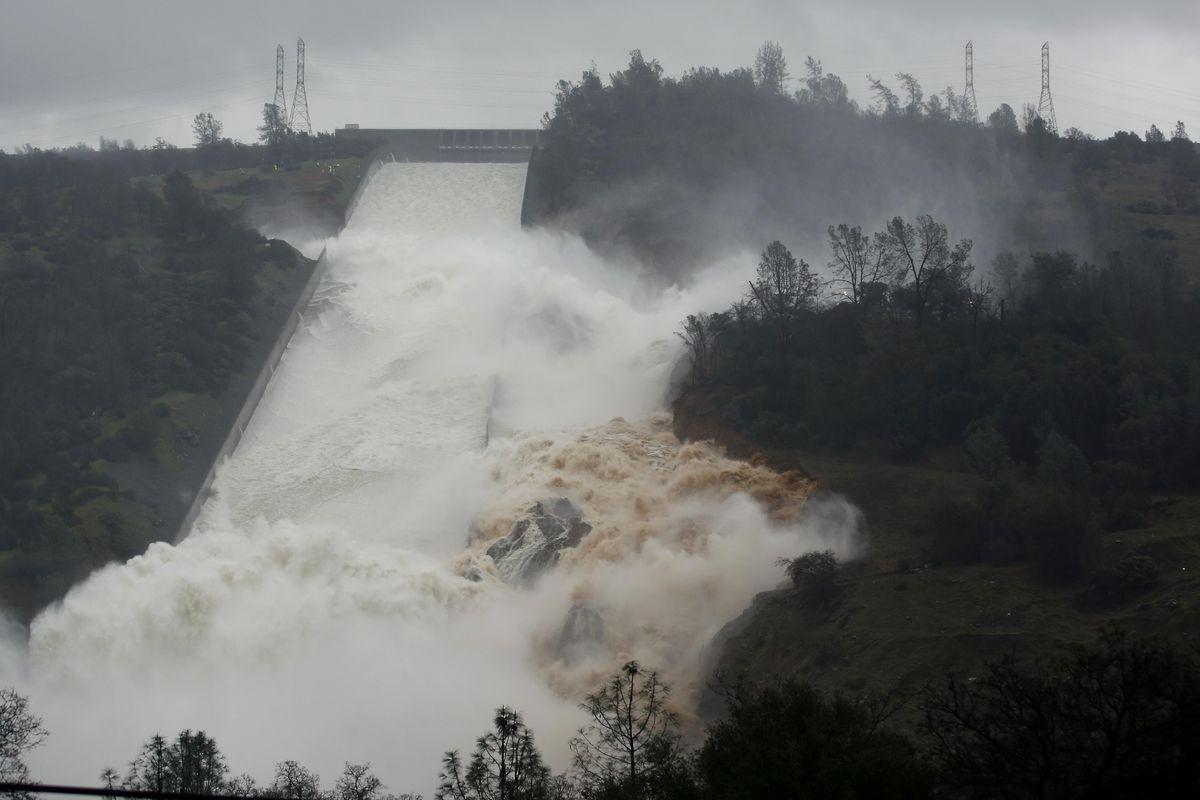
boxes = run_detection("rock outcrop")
[486,498,591,586]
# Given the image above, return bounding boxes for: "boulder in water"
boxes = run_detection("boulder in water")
[487,498,591,586]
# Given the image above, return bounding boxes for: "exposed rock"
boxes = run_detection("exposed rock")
[556,602,606,664]
[486,498,591,586]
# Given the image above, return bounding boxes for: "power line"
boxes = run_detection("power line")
[0,79,271,140]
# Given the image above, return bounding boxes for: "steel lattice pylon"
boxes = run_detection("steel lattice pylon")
[272,44,289,124]
[1038,41,1058,134]
[290,38,312,134]
[965,41,978,123]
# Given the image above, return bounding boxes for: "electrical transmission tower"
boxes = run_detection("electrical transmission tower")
[964,41,978,123]
[290,37,312,134]
[272,44,289,124]
[1038,41,1058,133]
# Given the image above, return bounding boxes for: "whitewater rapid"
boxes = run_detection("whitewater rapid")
[5,163,860,795]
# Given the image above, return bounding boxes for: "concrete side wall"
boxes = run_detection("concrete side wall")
[173,244,332,542]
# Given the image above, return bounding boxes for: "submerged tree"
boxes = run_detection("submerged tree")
[437,707,549,800]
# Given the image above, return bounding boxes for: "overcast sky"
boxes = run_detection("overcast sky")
[2,0,1198,152]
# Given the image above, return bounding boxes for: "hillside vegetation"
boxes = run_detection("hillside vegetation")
[528,48,1200,709]
[0,152,316,619]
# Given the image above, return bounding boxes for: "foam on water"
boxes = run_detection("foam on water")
[4,163,861,795]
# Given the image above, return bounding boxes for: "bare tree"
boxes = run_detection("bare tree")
[271,761,322,800]
[753,42,789,95]
[878,215,972,327]
[826,224,893,304]
[0,689,46,786]
[570,662,680,799]
[747,240,818,353]
[335,763,384,800]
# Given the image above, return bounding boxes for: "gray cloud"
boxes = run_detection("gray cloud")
[1,0,1197,151]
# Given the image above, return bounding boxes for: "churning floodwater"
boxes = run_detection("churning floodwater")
[3,163,861,795]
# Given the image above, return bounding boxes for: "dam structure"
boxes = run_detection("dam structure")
[335,126,547,162]
[12,149,852,795]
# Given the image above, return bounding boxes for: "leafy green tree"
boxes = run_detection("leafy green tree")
[167,729,227,793]
[776,550,838,601]
[1145,124,1166,143]
[698,680,928,799]
[963,420,1011,479]
[437,707,550,800]
[925,628,1200,799]
[987,103,1019,134]
[752,42,788,95]
[866,74,901,116]
[258,103,290,163]
[570,662,680,799]
[124,730,227,794]
[1036,430,1090,493]
[162,170,200,238]
[192,112,224,147]
[795,57,850,108]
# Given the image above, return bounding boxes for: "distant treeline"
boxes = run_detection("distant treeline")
[3,626,1198,799]
[0,151,303,614]
[524,48,1197,279]
[7,126,378,179]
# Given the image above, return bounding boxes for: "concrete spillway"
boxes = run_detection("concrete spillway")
[10,162,859,797]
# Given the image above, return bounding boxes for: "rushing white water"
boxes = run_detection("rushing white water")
[3,163,861,796]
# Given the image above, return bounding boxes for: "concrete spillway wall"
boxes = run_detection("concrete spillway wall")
[174,148,536,542]
[172,159,391,542]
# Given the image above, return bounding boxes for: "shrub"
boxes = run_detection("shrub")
[778,550,838,600]
[1023,496,1095,581]
[963,419,1011,479]
[1090,555,1160,599]
[888,434,925,463]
